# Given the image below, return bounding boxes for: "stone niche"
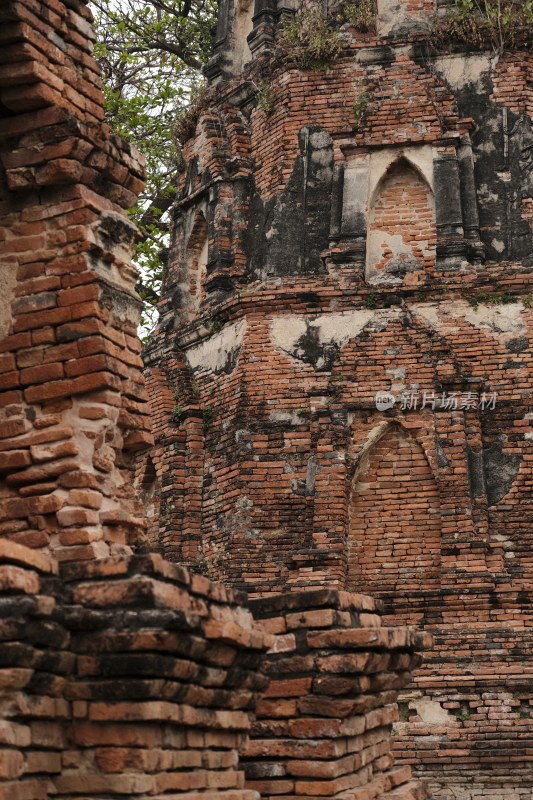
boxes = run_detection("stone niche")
[365,157,437,283]
[167,202,210,323]
[347,422,441,598]
[330,140,483,279]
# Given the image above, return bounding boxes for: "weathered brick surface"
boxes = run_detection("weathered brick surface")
[0,0,153,558]
[0,541,272,800]
[142,1,533,798]
[245,590,428,800]
[1,0,532,798]
[0,540,426,800]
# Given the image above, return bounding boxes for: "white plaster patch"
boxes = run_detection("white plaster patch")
[0,265,16,339]
[271,310,374,356]
[231,0,253,72]
[376,0,432,36]
[464,302,527,340]
[268,410,306,426]
[411,698,454,725]
[477,139,498,155]
[477,183,500,204]
[271,316,307,350]
[412,302,460,333]
[386,367,405,380]
[186,319,247,372]
[366,231,430,282]
[413,301,528,342]
[433,53,491,90]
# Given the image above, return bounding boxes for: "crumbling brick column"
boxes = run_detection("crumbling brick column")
[0,0,153,561]
[244,590,428,800]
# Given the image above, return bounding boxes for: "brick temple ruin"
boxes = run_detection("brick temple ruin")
[0,0,532,798]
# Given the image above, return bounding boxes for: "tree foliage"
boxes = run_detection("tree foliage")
[90,0,217,332]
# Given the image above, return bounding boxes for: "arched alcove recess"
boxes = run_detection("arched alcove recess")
[135,455,161,551]
[366,158,436,281]
[186,212,208,311]
[347,424,441,606]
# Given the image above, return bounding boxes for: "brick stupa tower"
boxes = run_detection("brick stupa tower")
[143,0,533,797]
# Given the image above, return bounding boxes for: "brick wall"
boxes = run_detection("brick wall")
[145,1,533,797]
[245,589,427,800]
[0,0,153,561]
[0,540,272,800]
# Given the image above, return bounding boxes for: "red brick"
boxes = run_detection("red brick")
[20,361,64,385]
[0,450,32,471]
[23,371,121,402]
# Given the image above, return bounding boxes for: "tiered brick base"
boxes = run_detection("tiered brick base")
[0,541,270,800]
[244,590,427,800]
[0,542,427,800]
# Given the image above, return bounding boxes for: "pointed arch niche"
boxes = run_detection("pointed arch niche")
[347,424,441,601]
[366,157,436,282]
[186,211,208,311]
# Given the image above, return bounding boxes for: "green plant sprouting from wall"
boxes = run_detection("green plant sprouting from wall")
[278,5,342,71]
[398,702,413,722]
[342,0,376,32]
[432,0,533,53]
[256,81,276,116]
[203,405,214,432]
[463,290,518,310]
[175,80,210,145]
[352,81,369,125]
[452,705,471,723]
[364,290,377,309]
[171,403,185,423]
